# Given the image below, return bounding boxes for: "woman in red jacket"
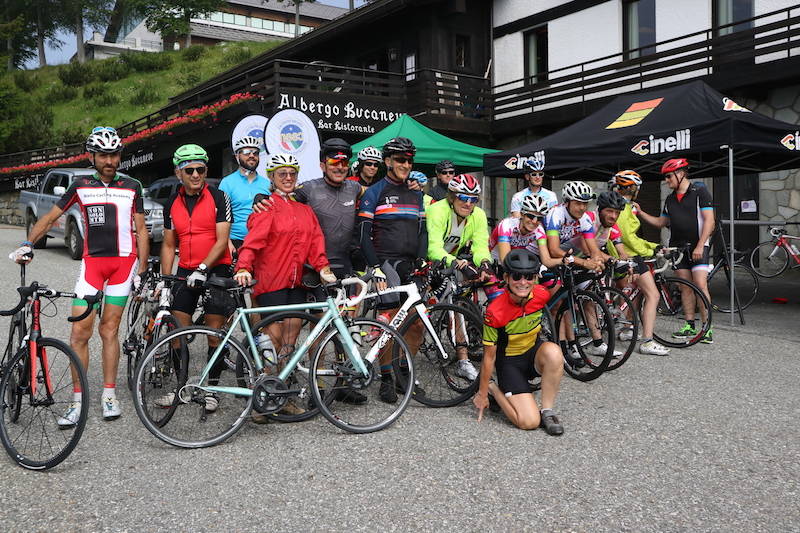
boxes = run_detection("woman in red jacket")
[234,153,335,359]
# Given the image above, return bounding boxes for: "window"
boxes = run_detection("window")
[234,14,246,26]
[43,174,65,196]
[222,12,235,24]
[210,11,223,22]
[524,25,548,84]
[623,0,656,59]
[262,19,274,30]
[274,21,286,33]
[251,17,262,29]
[405,52,417,81]
[455,34,470,69]
[715,0,754,36]
[287,23,296,34]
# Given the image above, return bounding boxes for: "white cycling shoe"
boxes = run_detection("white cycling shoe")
[639,340,670,356]
[57,402,81,428]
[583,342,622,358]
[454,359,479,381]
[102,397,121,420]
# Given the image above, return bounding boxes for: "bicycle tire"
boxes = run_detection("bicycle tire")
[707,262,759,313]
[397,303,482,407]
[1,313,26,422]
[553,289,614,381]
[748,240,789,278]
[0,338,89,471]
[133,326,256,449]
[650,277,712,348]
[248,311,330,423]
[596,286,638,371]
[310,317,414,434]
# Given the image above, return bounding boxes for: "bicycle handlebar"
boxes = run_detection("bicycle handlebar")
[68,292,103,322]
[0,283,103,321]
[653,247,684,274]
[0,283,38,316]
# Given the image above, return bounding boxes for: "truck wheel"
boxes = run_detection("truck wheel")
[66,219,83,260]
[26,215,47,249]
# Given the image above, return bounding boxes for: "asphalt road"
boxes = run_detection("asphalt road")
[0,227,798,532]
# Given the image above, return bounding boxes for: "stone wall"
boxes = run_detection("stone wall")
[0,191,24,226]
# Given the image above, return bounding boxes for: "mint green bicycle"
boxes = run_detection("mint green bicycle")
[132,277,414,448]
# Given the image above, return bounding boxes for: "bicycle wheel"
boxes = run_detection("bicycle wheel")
[133,326,256,448]
[650,277,712,348]
[310,317,413,434]
[397,303,482,407]
[596,286,638,371]
[554,290,614,381]
[708,262,759,313]
[748,241,788,278]
[0,338,89,470]
[250,311,328,423]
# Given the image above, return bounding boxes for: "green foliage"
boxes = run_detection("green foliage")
[221,44,253,66]
[93,92,120,107]
[94,58,131,81]
[12,70,37,92]
[120,51,173,72]
[130,81,159,105]
[83,82,108,99]
[128,0,226,43]
[181,45,206,62]
[47,82,78,102]
[58,61,95,87]
[56,123,86,145]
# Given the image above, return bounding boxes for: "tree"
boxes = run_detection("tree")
[57,0,115,63]
[261,0,317,37]
[129,0,226,49]
[29,1,62,67]
[0,0,37,70]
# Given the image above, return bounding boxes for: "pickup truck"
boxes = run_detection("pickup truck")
[19,168,164,260]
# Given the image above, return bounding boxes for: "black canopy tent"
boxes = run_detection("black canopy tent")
[484,80,800,324]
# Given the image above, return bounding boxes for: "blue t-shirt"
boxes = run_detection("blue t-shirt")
[218,169,271,241]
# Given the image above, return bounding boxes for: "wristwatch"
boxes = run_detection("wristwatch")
[198,263,209,273]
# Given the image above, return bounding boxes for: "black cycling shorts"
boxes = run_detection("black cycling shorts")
[376,259,415,310]
[172,265,233,316]
[495,336,545,396]
[674,245,710,272]
[256,287,308,308]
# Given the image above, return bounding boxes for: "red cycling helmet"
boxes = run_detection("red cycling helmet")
[448,173,481,195]
[661,158,689,174]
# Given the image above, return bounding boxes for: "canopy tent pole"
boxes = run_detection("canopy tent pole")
[728,146,735,327]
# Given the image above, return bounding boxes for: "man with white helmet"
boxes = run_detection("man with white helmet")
[219,135,271,250]
[349,146,382,186]
[11,126,149,423]
[509,170,558,218]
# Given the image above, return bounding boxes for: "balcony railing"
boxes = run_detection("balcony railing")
[493,5,800,121]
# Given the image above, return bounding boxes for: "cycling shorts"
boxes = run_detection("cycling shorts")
[74,255,137,307]
[674,245,711,273]
[495,336,545,395]
[376,259,415,310]
[256,287,308,308]
[172,265,234,316]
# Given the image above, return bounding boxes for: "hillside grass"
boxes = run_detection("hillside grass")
[4,40,279,145]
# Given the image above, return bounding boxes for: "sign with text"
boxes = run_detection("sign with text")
[276,90,405,135]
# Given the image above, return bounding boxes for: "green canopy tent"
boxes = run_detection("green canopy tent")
[351,115,498,168]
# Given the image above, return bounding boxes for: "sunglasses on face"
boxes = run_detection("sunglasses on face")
[523,213,543,221]
[183,166,207,176]
[529,173,544,178]
[274,170,297,178]
[362,161,379,167]
[326,158,349,167]
[391,156,413,165]
[238,148,259,156]
[456,194,479,204]
[510,272,536,281]
[439,170,455,175]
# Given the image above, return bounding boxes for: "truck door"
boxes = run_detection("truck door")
[42,172,68,233]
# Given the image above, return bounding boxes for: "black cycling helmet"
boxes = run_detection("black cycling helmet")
[502,249,541,276]
[382,137,416,158]
[597,191,627,211]
[320,137,352,162]
[435,160,455,173]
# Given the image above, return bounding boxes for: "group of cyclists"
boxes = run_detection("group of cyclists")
[9,123,716,438]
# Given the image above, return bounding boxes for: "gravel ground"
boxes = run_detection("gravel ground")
[0,227,798,532]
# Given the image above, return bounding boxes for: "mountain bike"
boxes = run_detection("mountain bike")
[133,277,414,448]
[748,226,800,278]
[0,281,101,470]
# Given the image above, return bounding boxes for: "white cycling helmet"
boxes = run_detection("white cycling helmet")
[562,181,596,202]
[267,153,300,172]
[448,173,481,195]
[86,126,123,153]
[520,194,552,216]
[357,146,382,162]
[233,135,262,152]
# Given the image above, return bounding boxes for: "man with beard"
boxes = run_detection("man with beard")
[219,136,271,250]
[510,171,558,218]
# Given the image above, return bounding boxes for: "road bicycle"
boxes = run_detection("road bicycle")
[707,244,759,313]
[748,226,800,278]
[0,279,101,470]
[0,264,29,384]
[132,276,414,448]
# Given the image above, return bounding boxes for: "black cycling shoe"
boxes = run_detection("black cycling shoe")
[540,410,564,436]
[336,389,367,405]
[379,377,398,404]
[396,370,426,399]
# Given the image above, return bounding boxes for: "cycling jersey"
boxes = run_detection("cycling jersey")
[294,177,362,269]
[163,184,232,270]
[509,187,558,214]
[426,198,491,266]
[430,182,449,202]
[56,173,144,258]
[614,203,658,258]
[545,203,595,252]
[218,169,271,242]
[489,217,546,259]
[483,285,551,357]
[586,210,622,252]
[358,177,426,265]
[662,184,714,247]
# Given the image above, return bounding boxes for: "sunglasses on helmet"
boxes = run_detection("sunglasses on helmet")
[91,126,117,134]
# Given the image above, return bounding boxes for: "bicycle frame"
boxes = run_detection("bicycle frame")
[773,233,800,265]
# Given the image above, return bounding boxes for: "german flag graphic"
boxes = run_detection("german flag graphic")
[606,98,664,129]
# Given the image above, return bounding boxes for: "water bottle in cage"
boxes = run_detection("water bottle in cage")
[256,333,278,366]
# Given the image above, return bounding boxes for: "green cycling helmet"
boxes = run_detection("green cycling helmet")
[173,144,209,166]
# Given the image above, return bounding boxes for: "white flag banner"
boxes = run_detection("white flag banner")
[231,114,269,177]
[264,109,321,183]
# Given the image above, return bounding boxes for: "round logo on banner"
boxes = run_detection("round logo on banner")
[264,109,321,183]
[279,123,304,152]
